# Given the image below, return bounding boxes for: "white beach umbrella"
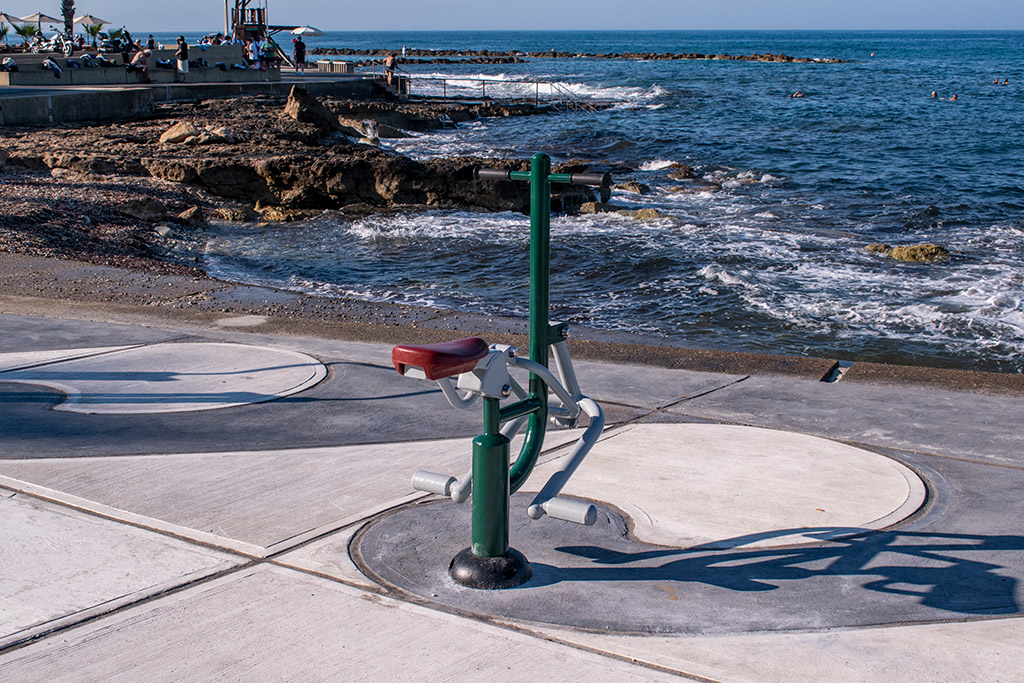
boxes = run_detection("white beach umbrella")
[0,12,26,25]
[20,12,61,23]
[20,12,60,33]
[290,26,324,36]
[74,14,111,26]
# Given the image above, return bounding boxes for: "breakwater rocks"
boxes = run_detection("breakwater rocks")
[0,87,599,268]
[311,47,844,64]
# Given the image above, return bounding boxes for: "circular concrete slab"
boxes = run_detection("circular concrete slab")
[355,424,942,634]
[2,343,327,414]
[534,423,926,549]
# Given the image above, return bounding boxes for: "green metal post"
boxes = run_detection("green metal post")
[450,394,530,588]
[471,397,510,558]
[507,153,551,493]
[529,152,551,370]
[451,152,584,589]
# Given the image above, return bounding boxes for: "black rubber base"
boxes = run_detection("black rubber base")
[449,547,532,589]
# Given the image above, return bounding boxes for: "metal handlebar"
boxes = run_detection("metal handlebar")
[474,167,514,182]
[474,166,610,187]
[565,172,612,187]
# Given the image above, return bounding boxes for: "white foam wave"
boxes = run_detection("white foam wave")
[406,72,666,105]
[699,264,755,289]
[347,211,526,243]
[640,159,678,171]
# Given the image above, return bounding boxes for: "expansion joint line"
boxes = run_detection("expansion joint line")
[0,336,194,375]
[615,375,751,427]
[0,557,261,657]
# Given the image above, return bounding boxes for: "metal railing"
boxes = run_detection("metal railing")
[357,60,603,112]
[411,75,602,112]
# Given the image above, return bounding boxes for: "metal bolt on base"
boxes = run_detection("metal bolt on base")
[449,397,534,589]
[449,547,531,590]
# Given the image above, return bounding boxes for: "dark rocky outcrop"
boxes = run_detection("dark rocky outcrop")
[614,181,650,195]
[120,198,170,222]
[311,47,846,64]
[1,90,601,232]
[866,243,951,263]
[282,85,363,139]
[667,164,697,181]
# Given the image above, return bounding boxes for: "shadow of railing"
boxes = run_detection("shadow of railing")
[538,528,1024,615]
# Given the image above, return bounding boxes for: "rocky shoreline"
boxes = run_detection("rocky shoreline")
[311,48,845,64]
[0,86,605,274]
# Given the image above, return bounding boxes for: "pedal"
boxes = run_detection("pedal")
[411,470,457,496]
[529,496,598,525]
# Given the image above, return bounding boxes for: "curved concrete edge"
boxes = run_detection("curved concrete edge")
[859,459,930,531]
[527,423,929,550]
[3,342,329,414]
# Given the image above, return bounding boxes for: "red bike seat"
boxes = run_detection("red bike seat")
[392,337,490,380]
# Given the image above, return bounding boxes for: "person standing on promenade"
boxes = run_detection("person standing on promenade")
[293,36,307,76]
[175,36,189,83]
[384,53,396,85]
[260,36,275,70]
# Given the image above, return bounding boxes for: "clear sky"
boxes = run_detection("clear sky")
[2,1,1022,33]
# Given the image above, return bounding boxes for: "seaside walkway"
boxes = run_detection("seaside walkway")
[0,71,389,126]
[0,253,1022,681]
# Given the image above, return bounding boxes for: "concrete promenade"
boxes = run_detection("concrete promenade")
[0,254,1023,681]
[0,70,384,126]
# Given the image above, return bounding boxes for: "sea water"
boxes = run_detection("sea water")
[191,31,1024,372]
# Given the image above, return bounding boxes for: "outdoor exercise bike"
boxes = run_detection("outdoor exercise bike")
[392,153,611,589]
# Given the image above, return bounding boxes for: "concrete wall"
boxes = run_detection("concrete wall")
[0,65,280,87]
[0,88,154,126]
[149,78,384,103]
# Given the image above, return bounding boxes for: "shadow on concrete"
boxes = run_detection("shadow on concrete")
[0,385,437,405]
[548,529,1024,615]
[1,362,316,381]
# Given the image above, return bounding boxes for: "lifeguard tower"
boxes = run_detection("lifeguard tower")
[227,0,298,64]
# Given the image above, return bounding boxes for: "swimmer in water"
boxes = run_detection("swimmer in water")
[930,91,938,98]
[949,94,958,101]
[1004,78,1010,85]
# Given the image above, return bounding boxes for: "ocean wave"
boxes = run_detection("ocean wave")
[639,159,679,171]
[407,71,667,106]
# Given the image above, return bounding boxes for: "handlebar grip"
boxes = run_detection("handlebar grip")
[474,167,512,182]
[474,166,612,187]
[569,172,611,187]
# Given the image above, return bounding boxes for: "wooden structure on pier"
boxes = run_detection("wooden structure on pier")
[229,0,300,64]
